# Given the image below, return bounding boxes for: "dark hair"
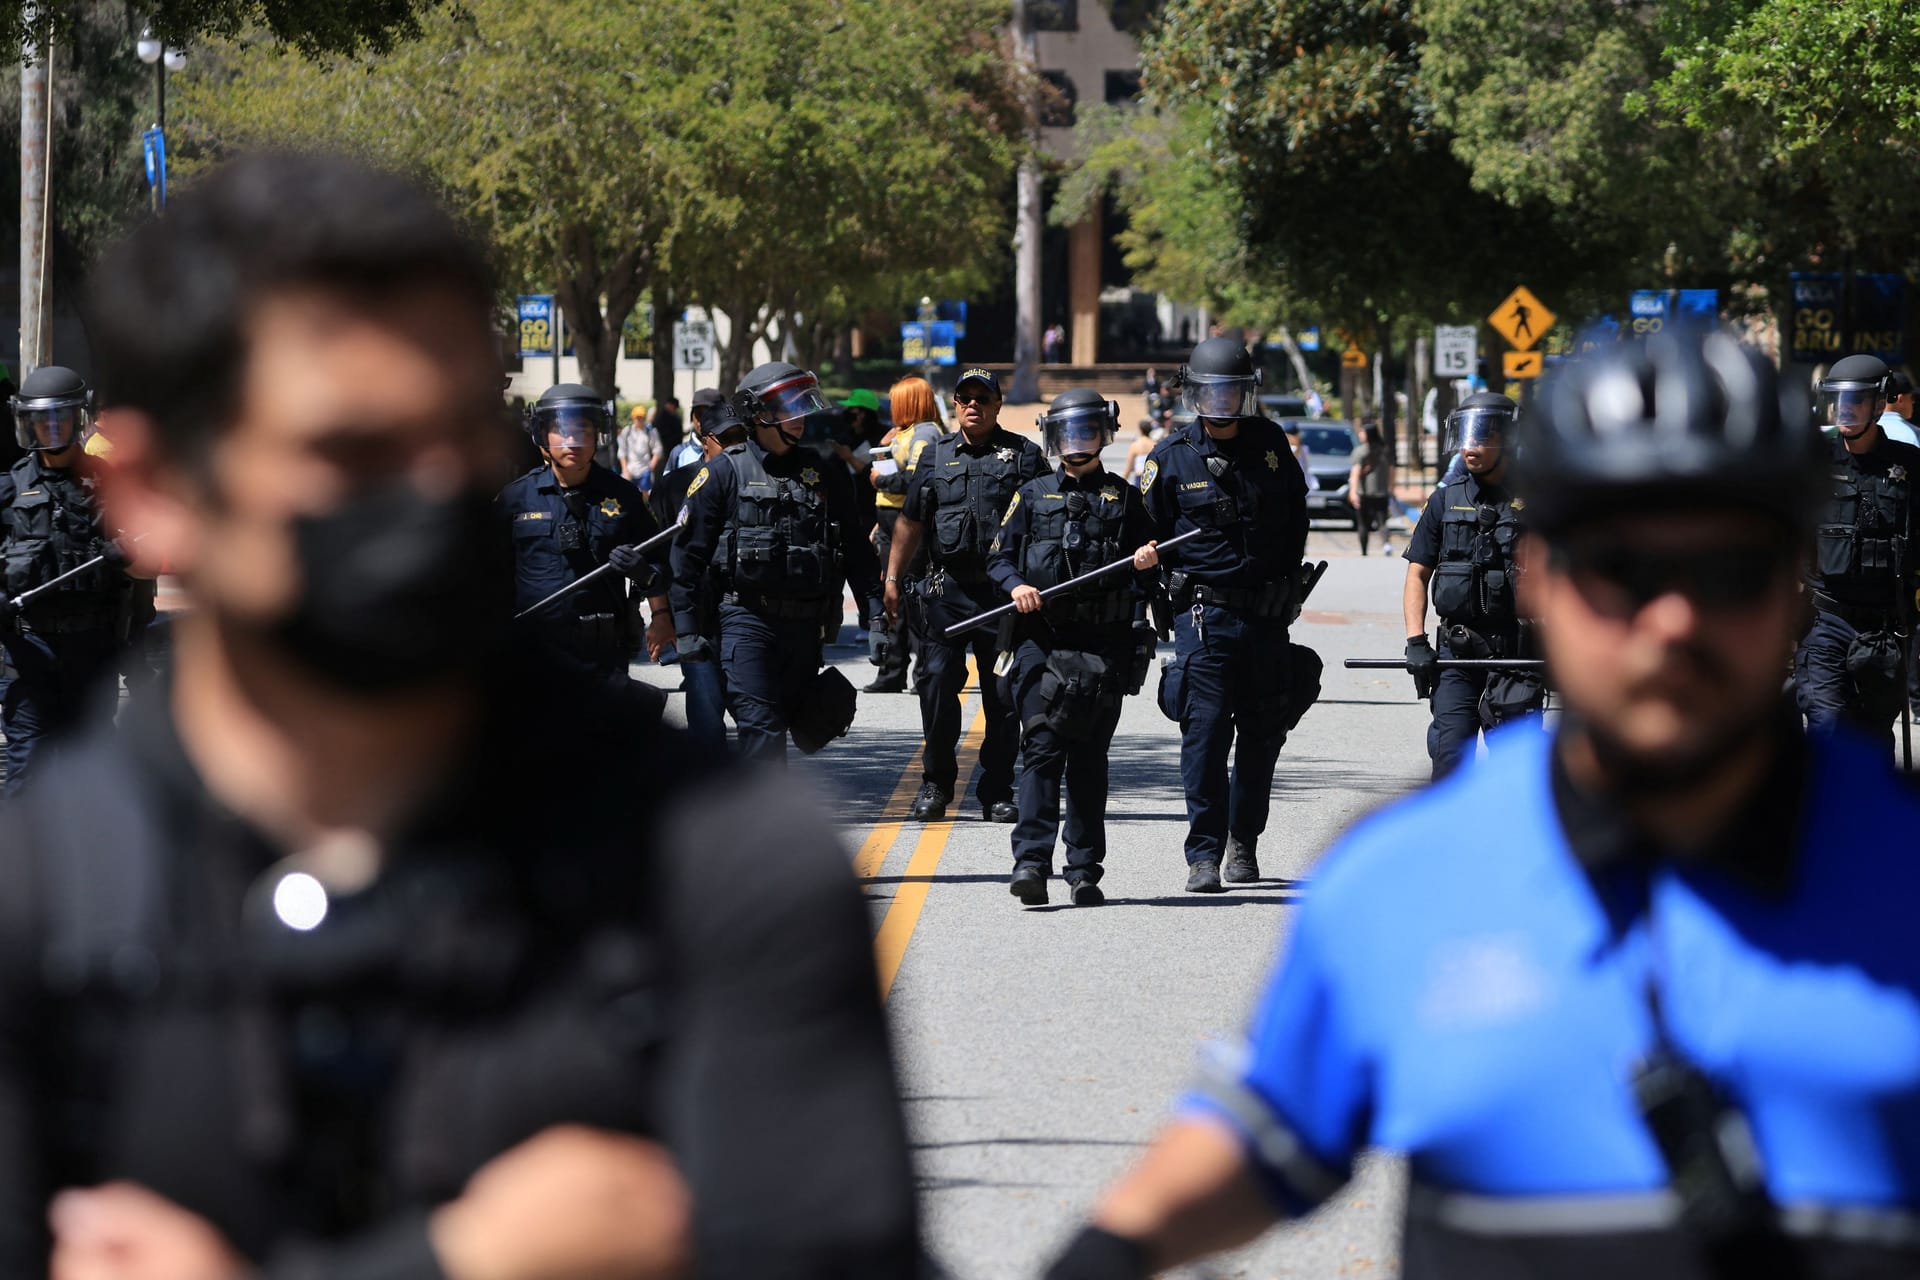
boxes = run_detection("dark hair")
[88,150,495,460]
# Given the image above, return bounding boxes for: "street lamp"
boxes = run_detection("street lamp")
[134,27,185,131]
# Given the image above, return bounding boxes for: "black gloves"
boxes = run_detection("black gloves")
[0,594,16,627]
[1042,1225,1150,1280]
[607,542,649,582]
[98,539,131,569]
[868,610,894,667]
[678,634,714,664]
[1406,634,1439,700]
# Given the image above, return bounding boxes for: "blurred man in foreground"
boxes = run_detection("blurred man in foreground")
[0,152,916,1279]
[1046,334,1920,1280]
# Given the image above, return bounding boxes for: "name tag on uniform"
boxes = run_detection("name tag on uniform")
[516,511,552,521]
[1182,482,1211,491]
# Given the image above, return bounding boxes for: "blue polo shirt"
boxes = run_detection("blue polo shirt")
[1186,722,1920,1277]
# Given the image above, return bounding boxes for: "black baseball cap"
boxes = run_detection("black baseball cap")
[955,368,1001,397]
[1887,371,1915,397]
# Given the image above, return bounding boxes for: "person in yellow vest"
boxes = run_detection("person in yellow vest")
[866,376,946,693]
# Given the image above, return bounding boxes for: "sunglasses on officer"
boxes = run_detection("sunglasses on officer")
[1549,537,1797,618]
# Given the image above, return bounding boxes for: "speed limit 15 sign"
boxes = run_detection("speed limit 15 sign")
[673,321,715,372]
[1434,325,1476,378]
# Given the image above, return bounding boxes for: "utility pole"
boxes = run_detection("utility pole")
[1008,0,1042,406]
[19,17,51,374]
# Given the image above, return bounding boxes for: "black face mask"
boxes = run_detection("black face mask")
[270,484,512,694]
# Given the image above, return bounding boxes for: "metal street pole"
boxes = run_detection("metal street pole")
[1007,0,1042,406]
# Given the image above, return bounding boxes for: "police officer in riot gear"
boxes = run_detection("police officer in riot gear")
[883,368,1046,821]
[1402,391,1542,779]
[986,390,1160,906]
[0,365,137,793]
[497,383,675,692]
[671,361,882,762]
[1796,353,1920,742]
[1140,338,1313,894]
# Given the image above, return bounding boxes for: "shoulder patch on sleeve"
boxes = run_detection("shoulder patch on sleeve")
[1141,460,1159,493]
[1000,490,1021,524]
[686,466,710,497]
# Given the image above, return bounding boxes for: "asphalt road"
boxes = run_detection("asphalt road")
[632,472,1432,1279]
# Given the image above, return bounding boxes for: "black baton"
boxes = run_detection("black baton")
[943,527,1204,638]
[514,523,679,621]
[1345,658,1546,670]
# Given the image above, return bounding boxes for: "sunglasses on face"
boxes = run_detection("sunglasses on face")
[1552,542,1795,616]
[953,394,996,407]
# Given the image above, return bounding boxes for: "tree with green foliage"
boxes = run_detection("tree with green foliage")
[181,0,1023,398]
[3,0,443,57]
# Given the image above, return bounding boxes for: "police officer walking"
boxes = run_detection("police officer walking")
[651,394,751,753]
[0,365,136,793]
[1140,339,1312,893]
[1796,353,1920,744]
[498,384,675,695]
[883,368,1046,821]
[1046,333,1920,1280]
[987,391,1160,906]
[1402,391,1543,779]
[672,361,882,762]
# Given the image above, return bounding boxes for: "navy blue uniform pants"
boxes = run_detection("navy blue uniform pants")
[916,624,1017,802]
[1795,609,1904,743]
[1428,637,1490,782]
[718,601,824,763]
[1,627,122,796]
[679,648,729,754]
[1164,605,1291,866]
[1007,639,1124,884]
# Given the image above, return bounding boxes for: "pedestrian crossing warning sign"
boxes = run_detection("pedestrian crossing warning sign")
[1503,349,1544,379]
[1489,287,1555,352]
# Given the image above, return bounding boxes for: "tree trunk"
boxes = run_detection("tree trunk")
[1276,329,1314,396]
[652,283,678,406]
[1008,0,1042,405]
[20,34,50,374]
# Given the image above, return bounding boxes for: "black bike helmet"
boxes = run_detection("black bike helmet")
[1444,391,1517,455]
[1818,353,1889,437]
[1039,387,1118,459]
[735,362,830,431]
[1518,332,1822,537]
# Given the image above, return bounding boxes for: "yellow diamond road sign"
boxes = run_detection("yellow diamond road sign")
[1489,286,1555,352]
[1503,349,1544,380]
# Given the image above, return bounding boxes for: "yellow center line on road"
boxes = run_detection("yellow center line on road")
[872,701,989,1001]
[851,660,981,881]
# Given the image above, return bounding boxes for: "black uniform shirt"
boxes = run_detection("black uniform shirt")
[1139,417,1308,586]
[1811,431,1920,610]
[0,663,917,1278]
[495,461,662,614]
[901,427,1047,573]
[0,451,128,610]
[1403,470,1512,569]
[669,438,880,638]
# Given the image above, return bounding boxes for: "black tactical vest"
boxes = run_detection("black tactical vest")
[1171,429,1295,575]
[1427,477,1524,626]
[1017,479,1132,624]
[1815,438,1911,607]
[719,443,842,598]
[925,436,1028,577]
[2,456,112,600]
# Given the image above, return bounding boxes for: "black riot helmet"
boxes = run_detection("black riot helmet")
[735,362,831,444]
[1445,391,1518,456]
[1178,338,1261,420]
[527,383,610,455]
[1518,332,1823,539]
[1039,388,1118,462]
[11,365,92,452]
[1818,353,1890,438]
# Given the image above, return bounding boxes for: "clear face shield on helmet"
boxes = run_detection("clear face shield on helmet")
[12,396,90,452]
[1819,384,1885,436]
[1041,403,1116,462]
[1445,406,1512,457]
[750,372,832,427]
[1179,371,1261,420]
[530,404,603,454]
